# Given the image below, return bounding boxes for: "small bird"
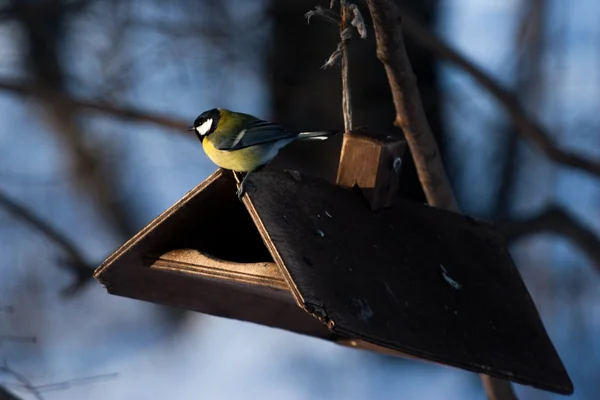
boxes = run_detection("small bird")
[188,108,338,199]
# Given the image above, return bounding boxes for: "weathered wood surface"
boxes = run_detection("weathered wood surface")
[243,169,572,395]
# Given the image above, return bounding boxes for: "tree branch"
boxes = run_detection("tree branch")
[400,7,600,276]
[501,206,600,273]
[0,385,26,400]
[399,11,600,180]
[340,1,353,132]
[0,361,42,400]
[364,0,516,398]
[365,0,457,210]
[0,80,187,131]
[0,189,94,295]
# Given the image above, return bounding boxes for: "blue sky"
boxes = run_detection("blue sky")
[1,1,599,399]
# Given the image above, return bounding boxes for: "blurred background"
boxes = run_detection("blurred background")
[0,0,598,399]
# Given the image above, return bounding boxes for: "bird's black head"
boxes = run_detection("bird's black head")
[187,108,221,140]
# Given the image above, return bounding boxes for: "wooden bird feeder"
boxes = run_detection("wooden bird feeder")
[94,130,573,395]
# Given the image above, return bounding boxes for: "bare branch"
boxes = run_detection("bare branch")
[364,0,515,398]
[501,206,600,274]
[399,12,600,180]
[0,189,94,295]
[340,1,353,132]
[0,361,43,400]
[0,385,25,400]
[306,2,366,132]
[0,80,187,131]
[321,42,343,69]
[365,0,458,210]
[0,335,36,344]
[305,6,340,25]
[27,373,119,393]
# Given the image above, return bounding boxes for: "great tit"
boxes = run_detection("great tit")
[187,108,338,198]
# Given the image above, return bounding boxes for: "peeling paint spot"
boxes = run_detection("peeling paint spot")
[392,157,402,172]
[440,264,462,290]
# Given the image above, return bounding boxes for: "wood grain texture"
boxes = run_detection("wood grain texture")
[336,128,406,209]
[243,169,572,395]
[149,249,288,291]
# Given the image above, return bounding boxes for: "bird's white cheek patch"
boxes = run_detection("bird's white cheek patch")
[196,118,213,136]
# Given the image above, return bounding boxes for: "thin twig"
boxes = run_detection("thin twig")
[0,361,43,400]
[305,6,340,25]
[501,206,600,274]
[399,11,600,180]
[0,363,117,398]
[0,385,24,400]
[364,1,516,398]
[25,373,119,393]
[0,336,36,344]
[0,189,94,295]
[0,80,187,131]
[340,1,352,132]
[307,2,366,132]
[495,0,546,218]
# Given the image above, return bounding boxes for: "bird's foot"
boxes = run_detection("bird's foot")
[236,181,257,201]
[236,182,246,201]
[235,171,258,201]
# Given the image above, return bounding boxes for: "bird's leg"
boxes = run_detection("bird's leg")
[236,172,251,200]
[235,165,265,200]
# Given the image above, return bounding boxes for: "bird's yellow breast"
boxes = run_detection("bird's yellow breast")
[202,136,264,172]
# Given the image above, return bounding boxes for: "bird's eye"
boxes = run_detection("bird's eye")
[196,118,213,136]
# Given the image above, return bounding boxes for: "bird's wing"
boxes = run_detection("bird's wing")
[214,120,297,151]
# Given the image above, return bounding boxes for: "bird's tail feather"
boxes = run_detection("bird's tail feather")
[296,130,340,141]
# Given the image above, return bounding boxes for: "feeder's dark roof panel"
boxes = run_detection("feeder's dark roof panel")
[243,170,573,395]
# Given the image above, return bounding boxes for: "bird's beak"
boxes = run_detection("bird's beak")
[186,125,195,132]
